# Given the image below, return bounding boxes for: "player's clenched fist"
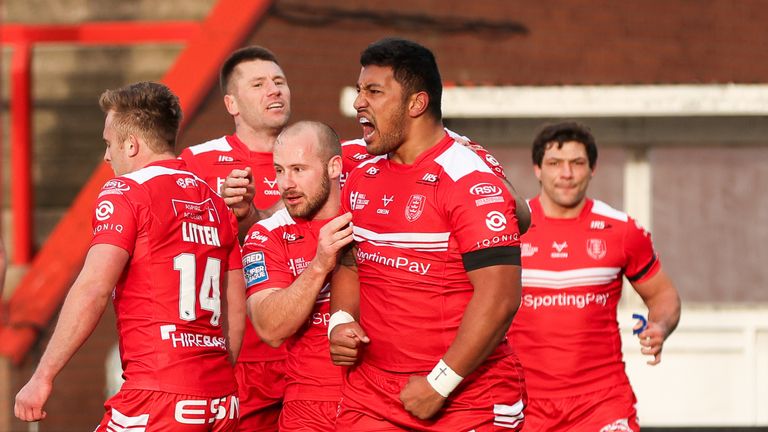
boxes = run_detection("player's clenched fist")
[221,167,255,220]
[329,321,369,366]
[400,375,446,420]
[14,375,51,422]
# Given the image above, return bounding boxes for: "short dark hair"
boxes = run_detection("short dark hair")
[360,37,442,119]
[99,81,182,153]
[532,121,598,169]
[219,45,280,94]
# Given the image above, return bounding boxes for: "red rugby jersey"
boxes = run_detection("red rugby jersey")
[340,128,507,185]
[341,133,520,373]
[508,197,661,398]
[241,209,342,402]
[179,134,281,210]
[91,159,241,397]
[179,134,284,362]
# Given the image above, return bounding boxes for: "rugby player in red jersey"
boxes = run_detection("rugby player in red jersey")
[242,121,353,431]
[179,46,290,431]
[15,82,245,431]
[329,38,527,431]
[508,121,681,431]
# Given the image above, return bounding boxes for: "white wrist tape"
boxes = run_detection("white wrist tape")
[426,359,464,397]
[327,310,355,339]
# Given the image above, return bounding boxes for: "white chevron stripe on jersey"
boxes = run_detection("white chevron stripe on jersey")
[106,408,149,432]
[523,267,622,289]
[434,142,493,182]
[258,208,296,232]
[591,199,628,222]
[352,226,450,251]
[186,137,232,155]
[123,166,202,185]
[493,400,525,429]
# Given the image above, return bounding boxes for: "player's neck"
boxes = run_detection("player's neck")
[390,121,445,165]
[130,152,176,173]
[234,127,279,153]
[538,194,588,219]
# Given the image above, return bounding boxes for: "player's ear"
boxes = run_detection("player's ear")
[408,91,429,118]
[533,164,542,181]
[224,94,238,116]
[126,134,140,157]
[327,155,342,180]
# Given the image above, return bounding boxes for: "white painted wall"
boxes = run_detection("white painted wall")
[619,306,768,426]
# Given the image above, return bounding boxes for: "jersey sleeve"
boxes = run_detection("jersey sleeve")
[341,140,374,181]
[445,129,507,180]
[624,217,661,283]
[226,211,242,271]
[241,224,293,298]
[90,180,139,254]
[441,171,521,270]
[340,168,357,215]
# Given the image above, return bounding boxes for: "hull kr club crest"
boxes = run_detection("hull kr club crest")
[405,194,425,222]
[586,238,607,260]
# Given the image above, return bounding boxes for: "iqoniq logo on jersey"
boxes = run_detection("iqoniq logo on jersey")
[95,200,114,221]
[485,211,507,232]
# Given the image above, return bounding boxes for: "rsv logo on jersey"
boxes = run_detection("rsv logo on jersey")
[217,155,235,163]
[471,182,505,206]
[102,179,131,192]
[99,179,131,198]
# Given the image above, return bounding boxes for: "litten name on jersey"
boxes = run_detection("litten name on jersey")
[182,222,221,247]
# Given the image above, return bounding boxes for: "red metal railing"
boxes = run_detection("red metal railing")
[1,21,202,265]
[0,0,274,363]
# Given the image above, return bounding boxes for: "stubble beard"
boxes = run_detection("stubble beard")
[366,105,407,156]
[287,170,331,220]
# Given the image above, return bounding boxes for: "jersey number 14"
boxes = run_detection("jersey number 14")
[174,253,221,326]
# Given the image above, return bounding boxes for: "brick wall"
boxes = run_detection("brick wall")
[180,0,768,147]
